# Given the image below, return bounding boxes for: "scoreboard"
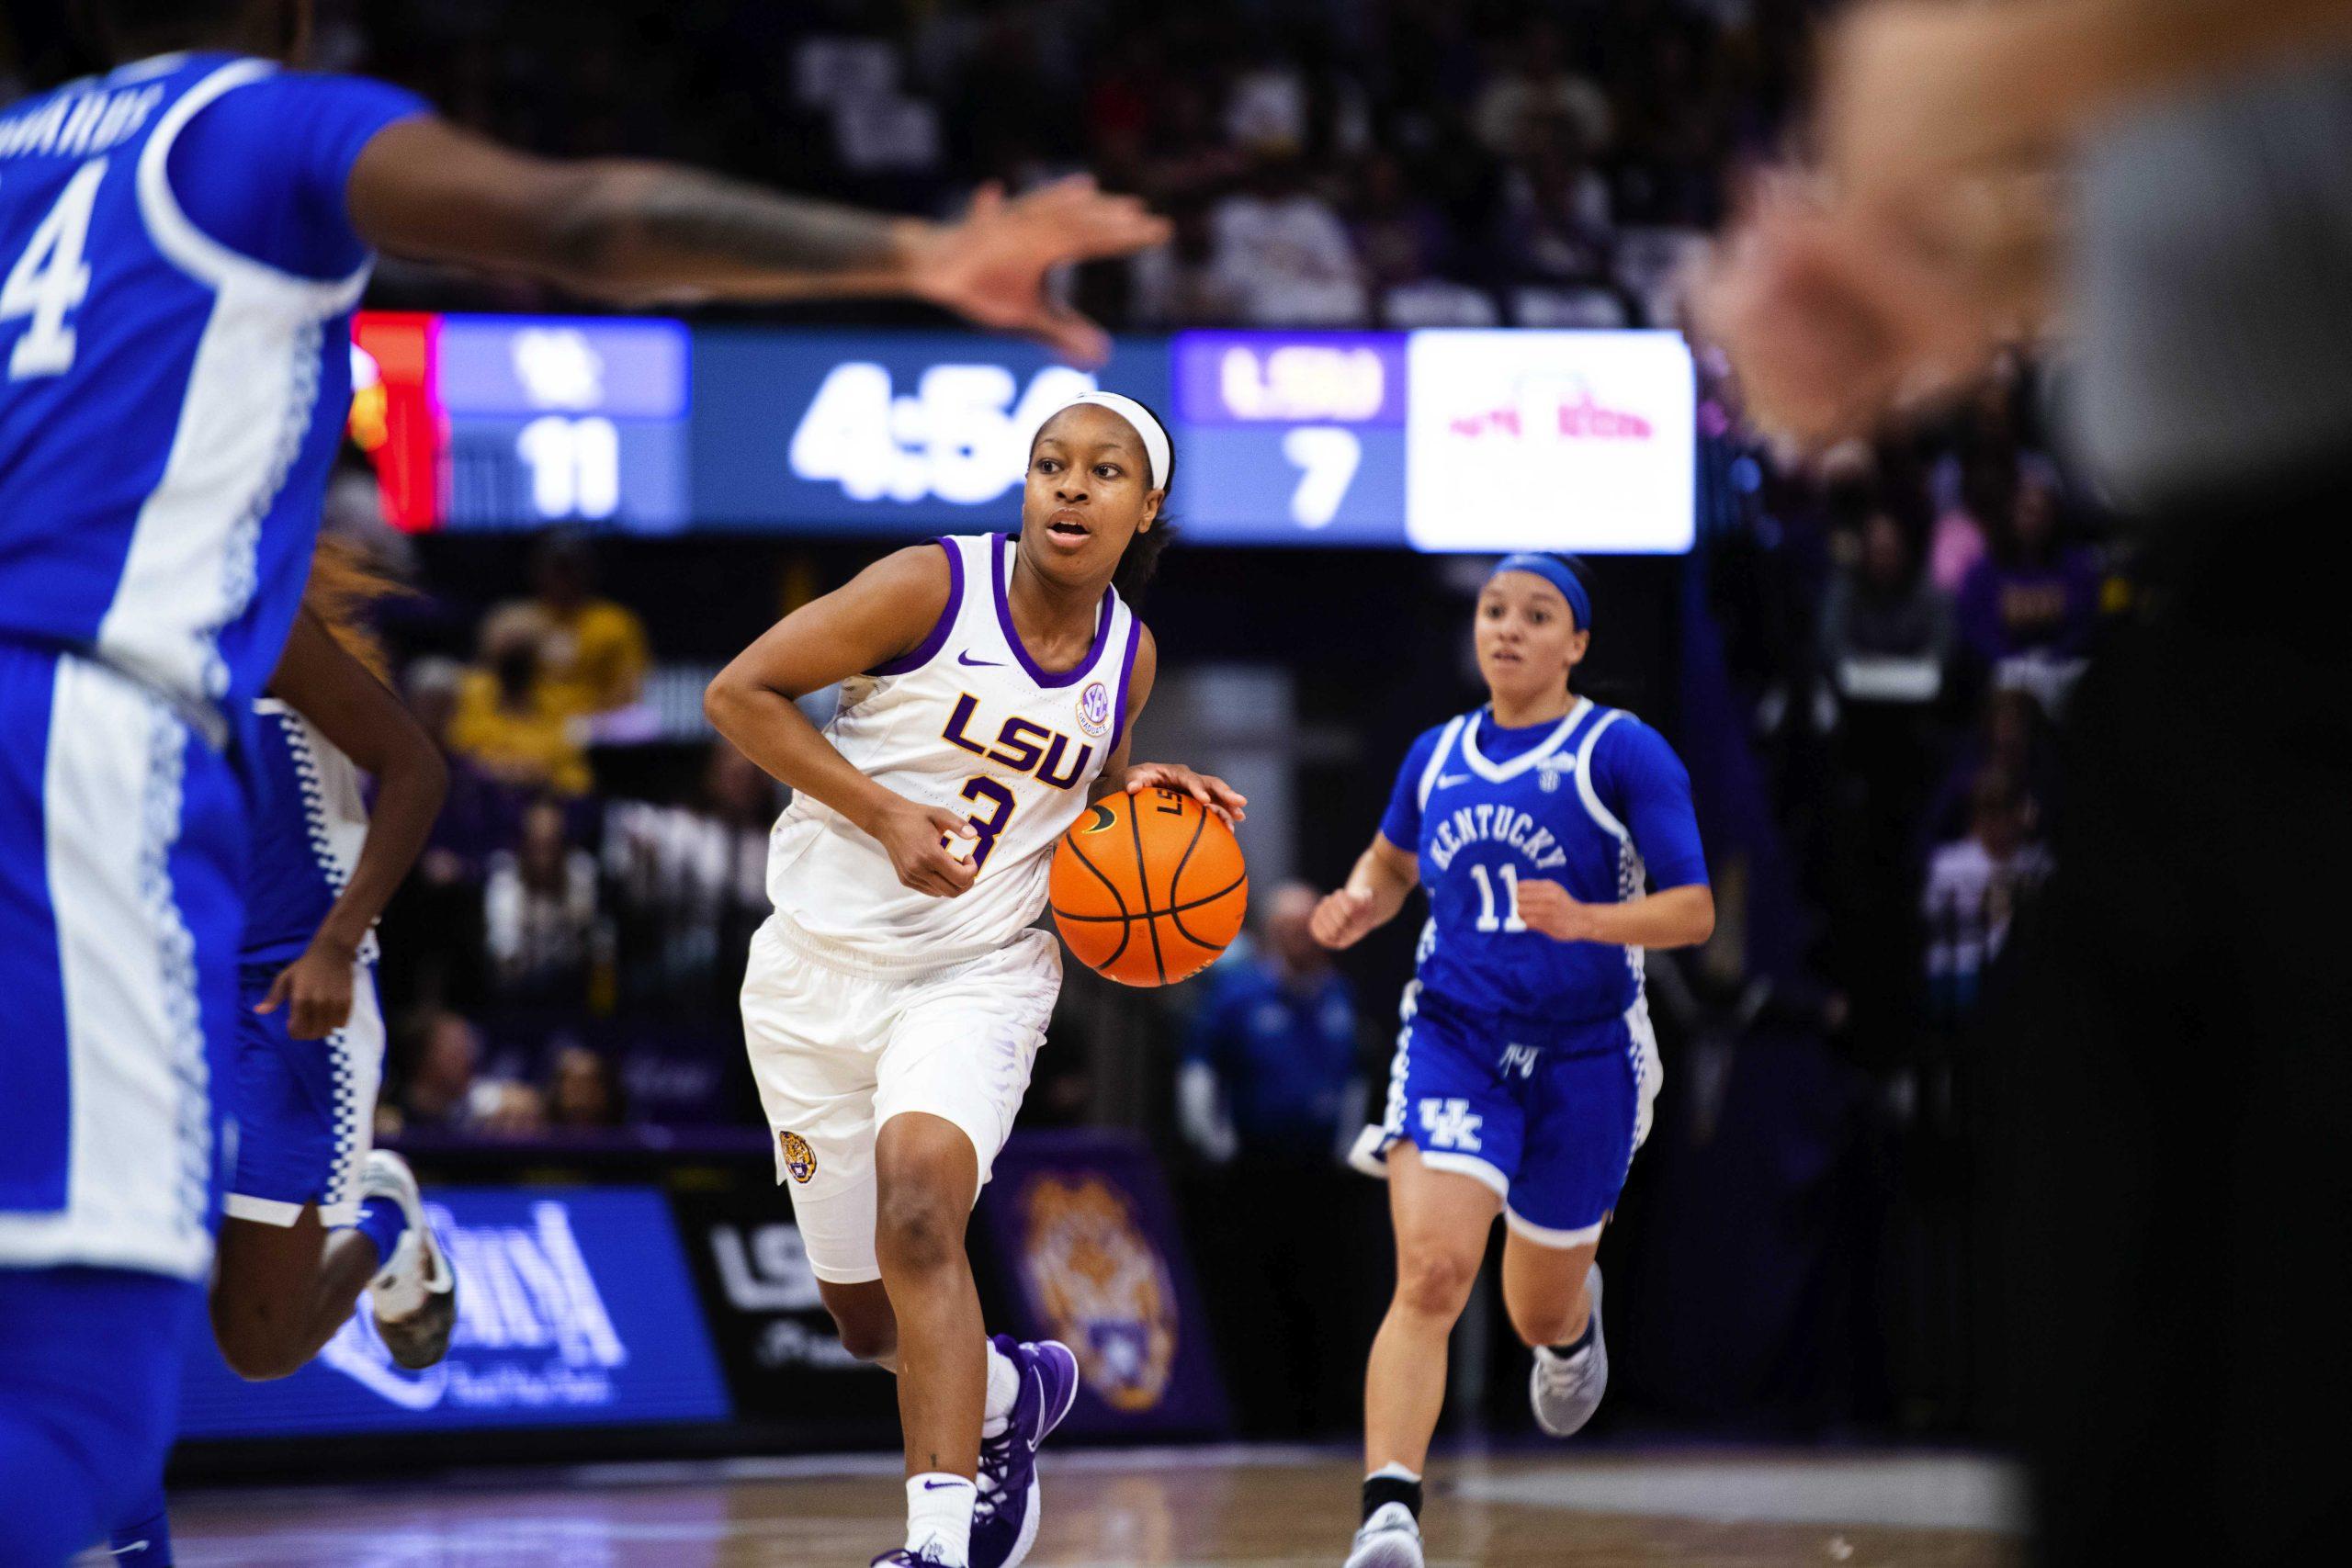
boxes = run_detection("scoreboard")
[349,316,1693,554]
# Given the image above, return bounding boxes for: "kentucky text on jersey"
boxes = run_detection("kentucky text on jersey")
[1426,801,1571,874]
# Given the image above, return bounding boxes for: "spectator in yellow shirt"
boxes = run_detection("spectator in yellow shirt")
[520,531,650,718]
[448,605,594,796]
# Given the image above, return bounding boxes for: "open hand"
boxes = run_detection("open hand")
[1125,762,1247,827]
[909,177,1171,367]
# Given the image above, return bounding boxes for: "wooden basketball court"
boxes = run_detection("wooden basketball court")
[122,1447,2026,1566]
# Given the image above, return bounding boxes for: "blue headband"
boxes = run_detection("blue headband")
[1490,554,1592,631]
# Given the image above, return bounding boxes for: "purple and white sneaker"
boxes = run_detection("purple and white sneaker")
[870,1551,949,1566]
[969,1334,1082,1568]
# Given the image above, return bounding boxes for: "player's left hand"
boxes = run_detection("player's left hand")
[1125,762,1247,827]
[908,176,1171,367]
[1513,880,1597,943]
[256,939,358,1041]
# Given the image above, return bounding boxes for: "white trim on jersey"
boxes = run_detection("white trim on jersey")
[94,60,370,705]
[134,60,374,308]
[1459,697,1590,784]
[1416,715,1467,810]
[0,661,210,1279]
[1570,708,1629,841]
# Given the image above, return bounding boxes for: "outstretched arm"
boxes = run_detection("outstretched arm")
[347,119,1168,363]
[1311,834,1419,951]
[259,609,449,1039]
[704,547,979,899]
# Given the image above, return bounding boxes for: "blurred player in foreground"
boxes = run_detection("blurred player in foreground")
[0,1,1164,1558]
[109,544,448,1567]
[1313,557,1712,1568]
[706,394,1241,1568]
[1702,0,2352,1558]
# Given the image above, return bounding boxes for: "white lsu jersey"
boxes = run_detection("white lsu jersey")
[764,533,1142,965]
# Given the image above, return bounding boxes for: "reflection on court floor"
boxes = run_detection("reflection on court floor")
[108,1447,2026,1567]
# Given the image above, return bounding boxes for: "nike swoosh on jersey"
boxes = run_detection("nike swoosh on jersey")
[1435,773,1470,788]
[957,651,1005,667]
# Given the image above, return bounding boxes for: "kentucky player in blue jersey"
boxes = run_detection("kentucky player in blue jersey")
[0,4,1164,1561]
[1311,555,1714,1568]
[107,546,450,1567]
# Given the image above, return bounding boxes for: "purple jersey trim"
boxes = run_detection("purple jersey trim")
[1106,616,1145,756]
[868,538,963,676]
[989,531,1114,689]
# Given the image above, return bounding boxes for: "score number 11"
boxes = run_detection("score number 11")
[1282,426,1361,530]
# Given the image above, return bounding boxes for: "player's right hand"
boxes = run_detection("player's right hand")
[870,796,981,898]
[1310,886,1379,951]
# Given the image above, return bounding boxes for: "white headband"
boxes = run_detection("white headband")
[1050,390,1171,491]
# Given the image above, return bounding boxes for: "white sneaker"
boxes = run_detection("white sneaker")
[360,1149,457,1370]
[1530,1262,1608,1438]
[1343,1502,1424,1568]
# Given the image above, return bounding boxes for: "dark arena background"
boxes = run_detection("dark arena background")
[10,1,2344,1564]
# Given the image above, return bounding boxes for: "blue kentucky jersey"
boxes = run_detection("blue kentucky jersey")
[1379,699,1708,1026]
[0,54,424,721]
[242,698,373,966]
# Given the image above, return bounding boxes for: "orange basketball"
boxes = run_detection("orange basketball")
[1050,786,1248,987]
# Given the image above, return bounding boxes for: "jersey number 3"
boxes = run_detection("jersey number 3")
[956,776,1017,873]
[0,158,107,381]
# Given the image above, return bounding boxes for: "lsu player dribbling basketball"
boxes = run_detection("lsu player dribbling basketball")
[705,392,1243,1568]
[1311,556,1713,1568]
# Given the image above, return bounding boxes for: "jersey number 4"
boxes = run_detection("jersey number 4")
[0,158,107,380]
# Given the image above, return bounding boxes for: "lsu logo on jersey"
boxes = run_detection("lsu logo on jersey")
[944,692,1092,790]
[1018,1173,1179,1414]
[778,1131,818,1184]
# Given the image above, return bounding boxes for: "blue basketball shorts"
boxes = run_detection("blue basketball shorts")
[0,643,243,1282]
[223,957,385,1229]
[1351,986,1663,1247]
[0,1266,205,1565]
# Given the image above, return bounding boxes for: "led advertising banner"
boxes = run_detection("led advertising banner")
[348,317,1693,552]
[1404,330,1696,554]
[175,1187,730,1438]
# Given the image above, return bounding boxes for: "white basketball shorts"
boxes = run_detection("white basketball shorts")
[740,912,1060,1284]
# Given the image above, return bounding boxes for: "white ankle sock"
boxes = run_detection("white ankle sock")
[906,1473,975,1565]
[1367,1461,1421,1483]
[981,1339,1021,1437]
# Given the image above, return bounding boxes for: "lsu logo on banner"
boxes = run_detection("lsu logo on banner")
[1018,1174,1178,1414]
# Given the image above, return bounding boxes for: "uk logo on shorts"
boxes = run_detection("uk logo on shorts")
[778,1131,818,1184]
[1419,1098,1485,1152]
[1077,680,1113,739]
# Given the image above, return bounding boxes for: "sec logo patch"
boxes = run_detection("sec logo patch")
[1077,680,1113,739]
[778,1131,818,1184]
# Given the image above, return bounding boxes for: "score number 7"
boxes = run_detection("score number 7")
[949,777,1017,873]
[1282,426,1361,530]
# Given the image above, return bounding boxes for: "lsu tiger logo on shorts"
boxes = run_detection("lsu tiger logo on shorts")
[778,1131,818,1184]
[1018,1173,1178,1414]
